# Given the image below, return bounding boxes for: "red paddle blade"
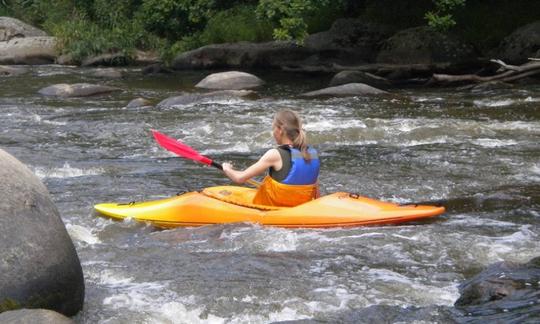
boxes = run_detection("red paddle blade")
[151,130,212,166]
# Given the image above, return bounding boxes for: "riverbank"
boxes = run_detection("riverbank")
[2,13,540,89]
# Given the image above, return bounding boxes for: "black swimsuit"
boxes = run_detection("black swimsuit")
[269,145,292,182]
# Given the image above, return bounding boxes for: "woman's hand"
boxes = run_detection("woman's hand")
[222,162,233,172]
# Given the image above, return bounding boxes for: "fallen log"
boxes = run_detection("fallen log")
[432,59,540,85]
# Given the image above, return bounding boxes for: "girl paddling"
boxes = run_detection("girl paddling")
[222,109,320,207]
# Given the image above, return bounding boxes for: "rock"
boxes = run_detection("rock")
[329,70,391,88]
[0,309,74,324]
[0,17,47,41]
[304,19,395,63]
[470,81,514,93]
[172,41,314,70]
[171,21,394,71]
[81,52,128,67]
[55,54,75,66]
[142,63,173,75]
[322,305,460,323]
[126,97,152,108]
[300,83,388,98]
[38,83,120,97]
[195,71,264,90]
[133,50,160,66]
[495,21,540,64]
[157,90,256,108]
[377,27,478,66]
[0,36,57,65]
[0,65,29,77]
[455,257,540,320]
[0,149,84,316]
[89,68,124,79]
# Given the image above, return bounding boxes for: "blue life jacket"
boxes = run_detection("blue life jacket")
[281,147,320,185]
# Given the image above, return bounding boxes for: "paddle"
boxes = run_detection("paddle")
[151,130,260,187]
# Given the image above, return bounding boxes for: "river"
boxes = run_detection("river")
[1,65,539,323]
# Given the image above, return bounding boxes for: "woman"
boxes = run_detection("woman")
[222,109,320,207]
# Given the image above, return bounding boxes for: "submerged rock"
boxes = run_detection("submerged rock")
[0,65,29,77]
[0,309,74,324]
[38,83,120,97]
[195,71,265,90]
[89,68,124,79]
[300,83,388,98]
[157,90,256,108]
[0,149,84,316]
[329,70,391,88]
[126,97,152,108]
[455,257,540,322]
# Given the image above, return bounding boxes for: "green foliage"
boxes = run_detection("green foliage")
[49,15,156,63]
[136,0,221,40]
[200,5,273,44]
[256,0,332,43]
[4,0,540,65]
[425,0,466,32]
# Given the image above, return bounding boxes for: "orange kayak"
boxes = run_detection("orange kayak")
[94,186,445,228]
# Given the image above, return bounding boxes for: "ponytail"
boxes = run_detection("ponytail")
[293,129,310,161]
[274,110,311,161]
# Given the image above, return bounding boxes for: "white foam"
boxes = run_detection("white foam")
[367,268,459,306]
[216,226,298,252]
[30,113,66,125]
[471,138,518,147]
[305,119,367,131]
[202,142,251,155]
[66,224,101,245]
[33,162,104,179]
[473,99,515,107]
[153,302,225,324]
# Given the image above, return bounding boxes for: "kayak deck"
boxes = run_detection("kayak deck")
[94,186,445,228]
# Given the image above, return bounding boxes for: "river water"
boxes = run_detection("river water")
[1,65,539,323]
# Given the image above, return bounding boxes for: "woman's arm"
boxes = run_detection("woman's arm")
[222,149,281,184]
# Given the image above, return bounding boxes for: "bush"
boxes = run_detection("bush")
[49,16,157,63]
[200,5,273,44]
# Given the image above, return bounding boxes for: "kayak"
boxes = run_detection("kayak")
[94,186,445,228]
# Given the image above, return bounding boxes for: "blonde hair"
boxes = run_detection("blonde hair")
[273,109,311,160]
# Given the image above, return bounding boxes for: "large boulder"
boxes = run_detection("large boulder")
[0,309,74,324]
[38,83,120,97]
[172,41,314,70]
[0,149,84,316]
[377,27,478,66]
[157,90,256,108]
[0,17,47,42]
[455,257,540,320]
[0,36,57,65]
[304,18,395,63]
[495,21,540,64]
[300,83,388,98]
[195,71,264,90]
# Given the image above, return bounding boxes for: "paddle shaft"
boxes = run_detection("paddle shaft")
[152,130,260,187]
[209,160,260,187]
